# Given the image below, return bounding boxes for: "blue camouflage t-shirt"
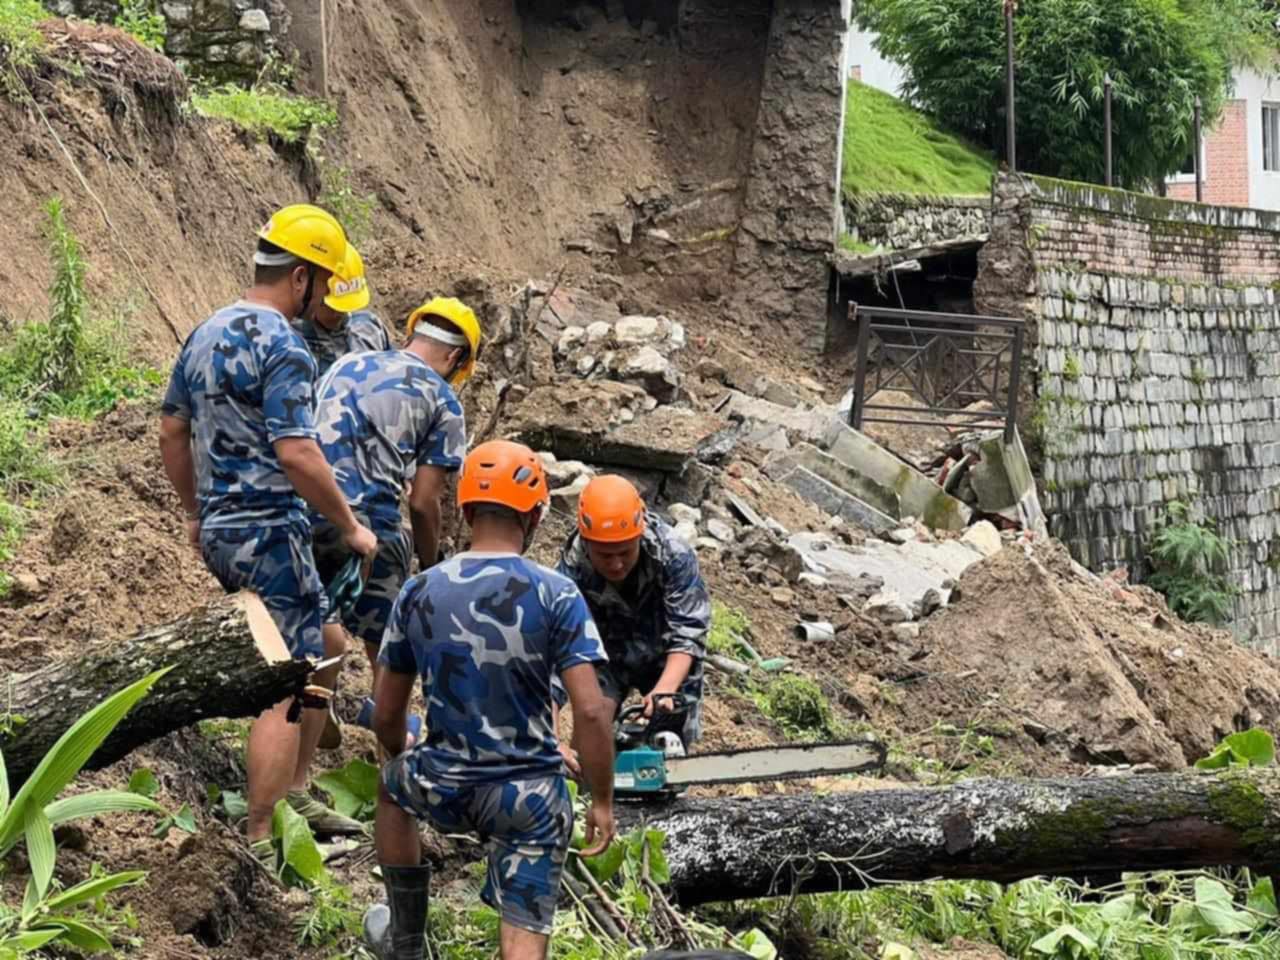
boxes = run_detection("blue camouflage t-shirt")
[291,310,392,380]
[161,301,317,529]
[379,552,608,785]
[314,350,466,536]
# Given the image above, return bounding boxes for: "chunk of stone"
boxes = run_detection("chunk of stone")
[960,520,1003,558]
[668,503,703,526]
[550,474,591,511]
[864,589,913,624]
[891,623,921,642]
[585,320,612,343]
[239,8,271,31]
[619,346,679,403]
[673,521,698,547]
[576,355,597,376]
[557,325,586,355]
[770,588,795,607]
[614,315,662,344]
[695,537,724,552]
[705,518,736,544]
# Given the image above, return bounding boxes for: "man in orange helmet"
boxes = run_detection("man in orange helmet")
[366,441,616,960]
[555,474,711,760]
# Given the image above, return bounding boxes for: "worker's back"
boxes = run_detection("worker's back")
[378,551,606,786]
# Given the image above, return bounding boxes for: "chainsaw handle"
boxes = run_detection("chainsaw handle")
[617,692,689,726]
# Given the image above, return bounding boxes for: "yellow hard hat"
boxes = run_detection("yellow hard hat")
[406,297,483,386]
[325,245,371,313]
[257,204,347,276]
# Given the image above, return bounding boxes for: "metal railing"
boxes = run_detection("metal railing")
[848,306,1026,444]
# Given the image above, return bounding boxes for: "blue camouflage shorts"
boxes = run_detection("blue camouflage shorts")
[383,757,572,934]
[312,518,411,649]
[200,521,327,659]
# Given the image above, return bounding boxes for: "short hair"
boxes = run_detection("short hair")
[415,314,473,366]
[469,502,526,525]
[253,239,304,285]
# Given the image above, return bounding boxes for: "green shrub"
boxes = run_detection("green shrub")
[114,0,165,51]
[192,84,337,143]
[317,161,376,247]
[0,0,47,70]
[41,197,87,395]
[707,601,751,657]
[760,674,837,741]
[1147,500,1238,625]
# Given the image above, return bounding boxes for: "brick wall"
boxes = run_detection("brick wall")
[979,173,1280,653]
[1167,100,1250,206]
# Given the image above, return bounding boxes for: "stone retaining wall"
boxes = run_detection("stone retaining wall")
[843,194,989,251]
[980,173,1280,652]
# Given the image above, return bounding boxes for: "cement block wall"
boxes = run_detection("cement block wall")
[980,173,1280,653]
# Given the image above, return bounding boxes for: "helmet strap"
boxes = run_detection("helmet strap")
[297,264,318,318]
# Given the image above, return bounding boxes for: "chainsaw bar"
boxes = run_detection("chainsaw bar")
[661,738,887,787]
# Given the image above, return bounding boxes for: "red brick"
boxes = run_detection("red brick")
[1167,100,1249,206]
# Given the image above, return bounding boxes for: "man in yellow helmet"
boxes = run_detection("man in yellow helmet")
[291,245,393,380]
[158,204,379,864]
[310,297,482,743]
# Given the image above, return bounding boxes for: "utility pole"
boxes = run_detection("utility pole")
[1194,96,1203,203]
[1004,0,1017,172]
[1104,73,1113,187]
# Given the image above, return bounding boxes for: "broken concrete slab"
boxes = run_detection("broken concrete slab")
[865,590,913,624]
[966,430,1048,535]
[775,443,902,520]
[744,421,791,452]
[550,474,591,512]
[821,422,971,532]
[725,494,764,528]
[789,532,986,620]
[723,390,837,445]
[771,463,897,533]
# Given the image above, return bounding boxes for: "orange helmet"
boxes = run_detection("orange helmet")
[578,475,646,543]
[458,441,549,516]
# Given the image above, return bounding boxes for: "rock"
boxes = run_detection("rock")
[615,315,662,344]
[550,474,591,511]
[864,589,913,625]
[546,459,593,488]
[668,503,703,526]
[576,355,597,376]
[619,346,679,403]
[726,494,764,528]
[673,521,698,547]
[585,321,612,343]
[916,587,945,617]
[798,375,826,394]
[960,520,1003,558]
[705,518,736,544]
[886,527,915,545]
[557,325,586,355]
[695,358,728,381]
[891,623,920,642]
[695,537,725,552]
[238,8,271,31]
[618,408,635,423]
[669,322,686,349]
[642,396,658,412]
[798,572,829,588]
[770,588,795,607]
[12,573,43,599]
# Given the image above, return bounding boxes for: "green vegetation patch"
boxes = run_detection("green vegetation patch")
[192,84,337,143]
[841,79,994,200]
[0,0,47,70]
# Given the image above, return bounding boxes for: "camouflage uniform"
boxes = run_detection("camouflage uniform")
[379,553,606,934]
[310,350,466,646]
[291,309,392,380]
[556,511,711,745]
[162,302,327,659]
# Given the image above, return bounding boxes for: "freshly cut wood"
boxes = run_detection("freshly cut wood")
[5,592,312,788]
[640,769,1280,906]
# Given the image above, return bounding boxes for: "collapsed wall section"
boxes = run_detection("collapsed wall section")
[980,173,1280,653]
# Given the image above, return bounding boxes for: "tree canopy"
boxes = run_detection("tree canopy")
[854,0,1277,188]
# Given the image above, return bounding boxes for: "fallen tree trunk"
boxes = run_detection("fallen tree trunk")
[5,592,312,788]
[639,770,1280,906]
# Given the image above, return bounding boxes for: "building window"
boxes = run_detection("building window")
[1265,104,1280,172]
[1167,142,1205,183]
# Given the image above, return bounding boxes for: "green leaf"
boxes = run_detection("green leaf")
[1248,876,1277,922]
[127,768,158,798]
[315,760,378,819]
[33,916,114,952]
[0,747,8,821]
[273,799,325,886]
[220,789,247,820]
[882,945,916,960]
[3,930,60,951]
[581,835,625,884]
[1223,729,1275,767]
[1097,893,1137,923]
[172,803,197,834]
[1030,923,1098,954]
[45,790,163,827]
[44,869,145,910]
[1194,876,1255,935]
[24,804,55,900]
[644,829,670,886]
[1195,748,1232,770]
[739,928,778,960]
[0,668,170,855]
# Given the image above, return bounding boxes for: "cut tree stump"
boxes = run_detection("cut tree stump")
[4,592,312,788]
[637,769,1280,905]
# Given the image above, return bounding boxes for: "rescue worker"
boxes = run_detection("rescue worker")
[291,245,392,378]
[365,440,616,960]
[554,475,711,761]
[310,298,479,739]
[158,204,378,862]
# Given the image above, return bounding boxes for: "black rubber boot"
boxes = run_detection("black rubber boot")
[363,863,430,960]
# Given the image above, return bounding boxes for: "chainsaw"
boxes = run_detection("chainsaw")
[612,694,886,800]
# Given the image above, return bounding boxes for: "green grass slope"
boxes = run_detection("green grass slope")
[842,79,995,199]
